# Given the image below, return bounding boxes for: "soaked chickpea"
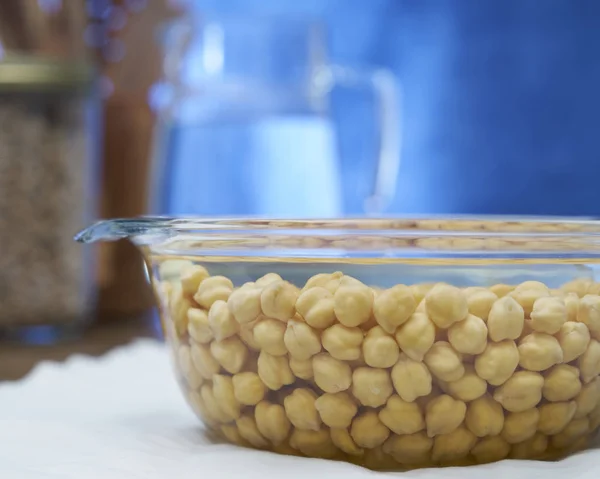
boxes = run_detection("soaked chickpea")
[330,428,363,456]
[471,436,511,464]
[232,372,265,406]
[261,280,298,322]
[289,357,313,380]
[283,388,321,431]
[493,371,544,412]
[178,344,203,389]
[220,423,249,447]
[579,339,600,383]
[191,342,220,379]
[391,354,433,402]
[509,432,548,459]
[283,319,321,360]
[212,374,241,421]
[465,395,504,437]
[383,432,433,465]
[464,287,498,320]
[442,366,487,401]
[350,411,391,449]
[424,341,465,382]
[447,314,488,355]
[518,332,563,371]
[409,283,435,304]
[200,383,231,423]
[295,287,336,329]
[379,395,425,435]
[487,296,525,341]
[312,353,352,393]
[362,326,400,368]
[529,296,567,334]
[210,337,248,374]
[238,319,261,351]
[322,324,363,361]
[394,312,435,361]
[425,284,468,328]
[180,264,209,296]
[255,401,291,445]
[255,273,283,288]
[543,365,582,402]
[170,286,192,336]
[509,281,550,316]
[208,299,238,341]
[538,401,577,435]
[257,350,294,390]
[557,321,591,363]
[577,295,600,339]
[501,408,540,444]
[551,417,590,449]
[431,426,477,463]
[352,367,393,407]
[425,394,466,437]
[314,392,358,429]
[489,283,514,298]
[236,414,269,448]
[334,279,374,327]
[227,285,262,324]
[373,284,416,333]
[574,377,600,418]
[194,276,234,309]
[289,428,338,458]
[187,308,213,344]
[253,317,287,356]
[301,271,343,293]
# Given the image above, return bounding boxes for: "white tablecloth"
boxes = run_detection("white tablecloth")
[1,339,599,479]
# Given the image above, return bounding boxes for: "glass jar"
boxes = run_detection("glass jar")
[78,216,600,469]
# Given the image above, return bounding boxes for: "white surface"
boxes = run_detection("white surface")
[1,339,599,479]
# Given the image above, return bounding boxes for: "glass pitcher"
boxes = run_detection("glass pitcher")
[149,15,400,218]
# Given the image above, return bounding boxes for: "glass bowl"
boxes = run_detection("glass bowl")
[77,216,600,469]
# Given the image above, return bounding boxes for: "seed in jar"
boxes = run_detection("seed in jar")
[464,287,498,321]
[178,344,203,389]
[220,423,249,447]
[321,324,363,361]
[538,401,577,435]
[431,426,477,463]
[509,432,548,459]
[410,283,435,304]
[212,374,241,421]
[574,377,600,418]
[188,390,219,428]
[577,295,600,339]
[529,296,567,334]
[289,428,338,458]
[424,341,465,382]
[351,367,393,408]
[191,342,220,379]
[257,350,294,390]
[501,408,540,444]
[170,286,192,336]
[180,264,209,296]
[312,353,352,393]
[425,283,468,329]
[471,435,511,464]
[261,280,298,322]
[333,278,374,327]
[550,417,590,449]
[232,372,266,406]
[475,340,519,386]
[391,354,432,402]
[187,308,213,344]
[394,312,435,361]
[330,428,363,456]
[283,388,321,431]
[255,273,282,288]
[194,276,234,309]
[208,299,239,341]
[441,365,487,402]
[254,401,291,445]
[509,281,550,316]
[561,279,592,297]
[518,332,563,371]
[253,317,287,356]
[373,284,416,333]
[236,414,269,448]
[378,395,425,435]
[543,364,582,402]
[487,296,525,342]
[465,395,504,437]
[210,336,248,374]
[350,411,390,449]
[563,293,579,321]
[227,285,262,324]
[289,357,313,380]
[489,284,515,298]
[557,321,591,363]
[579,339,600,383]
[493,371,544,412]
[238,319,261,351]
[362,326,400,368]
[200,383,231,423]
[447,313,488,355]
[383,432,433,465]
[301,271,343,293]
[283,319,321,360]
[296,287,336,329]
[314,392,358,429]
[425,394,467,437]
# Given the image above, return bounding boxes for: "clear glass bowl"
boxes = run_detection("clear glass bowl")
[77,216,600,469]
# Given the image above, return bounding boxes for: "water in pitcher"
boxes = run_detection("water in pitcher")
[160,114,343,218]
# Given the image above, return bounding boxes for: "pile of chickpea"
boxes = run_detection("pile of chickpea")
[160,264,600,470]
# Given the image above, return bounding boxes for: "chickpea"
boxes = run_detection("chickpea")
[579,339,600,383]
[350,411,390,449]
[283,389,321,431]
[424,341,465,382]
[227,285,262,324]
[543,364,582,402]
[254,401,291,445]
[314,392,358,429]
[238,319,261,351]
[425,394,467,437]
[577,295,600,339]
[330,428,363,456]
[220,423,249,447]
[236,414,269,448]
[447,314,488,355]
[210,337,248,374]
[289,357,313,380]
[321,324,363,361]
[260,280,298,322]
[529,296,567,334]
[188,390,219,428]
[373,284,416,333]
[302,271,343,293]
[334,280,374,327]
[561,279,592,297]
[409,283,435,304]
[518,332,563,371]
[424,283,468,329]
[194,276,234,309]
[232,372,265,406]
[471,435,511,464]
[509,281,550,316]
[352,367,393,407]
[464,287,498,321]
[465,395,504,437]
[489,283,514,298]
[391,354,432,402]
[574,377,600,418]
[170,286,192,336]
[283,319,321,360]
[312,353,352,393]
[289,428,338,458]
[208,300,238,341]
[493,371,544,412]
[474,340,519,386]
[431,426,477,463]
[557,321,591,363]
[296,287,336,329]
[563,293,580,322]
[538,401,577,435]
[257,350,294,390]
[394,312,435,361]
[442,365,487,401]
[180,264,209,296]
[212,374,241,421]
[509,432,548,459]
[551,417,590,449]
[191,342,220,379]
[379,395,425,435]
[383,433,433,466]
[487,296,525,341]
[361,446,399,470]
[178,344,203,389]
[200,383,231,423]
[251,317,287,356]
[255,273,282,288]
[187,308,213,344]
[501,408,540,444]
[362,326,400,368]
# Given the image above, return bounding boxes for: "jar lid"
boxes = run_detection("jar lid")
[0,55,94,91]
